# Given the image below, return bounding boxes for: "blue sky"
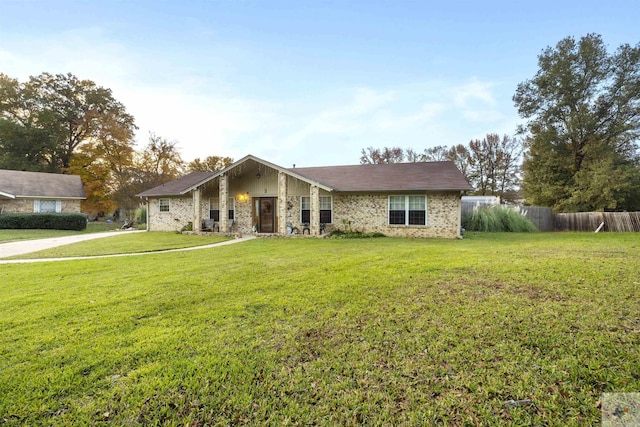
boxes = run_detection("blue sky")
[1,0,638,167]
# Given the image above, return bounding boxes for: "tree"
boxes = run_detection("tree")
[467,134,522,198]
[360,146,405,164]
[358,138,521,200]
[0,118,57,171]
[0,72,137,171]
[112,133,185,214]
[514,34,640,211]
[188,155,234,172]
[446,144,472,178]
[138,133,184,184]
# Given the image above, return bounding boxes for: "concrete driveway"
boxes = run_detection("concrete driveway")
[0,230,147,258]
[0,231,255,264]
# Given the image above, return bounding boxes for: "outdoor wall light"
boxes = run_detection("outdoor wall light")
[256,172,261,179]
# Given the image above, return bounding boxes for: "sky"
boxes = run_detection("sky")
[0,0,638,168]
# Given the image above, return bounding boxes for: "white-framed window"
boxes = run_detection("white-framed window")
[301,196,332,224]
[209,198,219,221]
[319,196,332,224]
[301,196,310,223]
[388,195,427,226]
[228,197,235,220]
[34,200,61,213]
[159,198,170,212]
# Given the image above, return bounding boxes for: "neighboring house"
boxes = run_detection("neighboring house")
[137,155,473,238]
[0,169,86,214]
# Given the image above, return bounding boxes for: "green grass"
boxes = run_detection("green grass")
[0,221,123,243]
[1,233,638,425]
[5,232,232,259]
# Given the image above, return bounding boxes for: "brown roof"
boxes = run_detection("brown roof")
[137,171,216,197]
[0,169,86,199]
[136,156,473,197]
[289,161,473,192]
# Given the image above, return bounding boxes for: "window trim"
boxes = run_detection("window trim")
[209,198,220,221]
[301,196,332,224]
[388,195,427,226]
[228,197,235,220]
[159,198,170,212]
[34,199,62,213]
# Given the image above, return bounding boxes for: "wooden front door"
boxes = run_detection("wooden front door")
[256,197,276,233]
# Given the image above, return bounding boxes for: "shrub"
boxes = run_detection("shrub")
[462,205,538,232]
[0,213,88,231]
[329,229,386,239]
[134,206,147,224]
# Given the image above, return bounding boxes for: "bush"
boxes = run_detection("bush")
[462,205,538,232]
[329,229,386,239]
[134,206,147,224]
[0,213,88,231]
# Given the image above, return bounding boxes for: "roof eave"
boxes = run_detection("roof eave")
[213,155,334,192]
[333,187,474,193]
[13,195,86,200]
[180,174,219,195]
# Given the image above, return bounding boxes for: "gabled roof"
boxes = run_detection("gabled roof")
[137,155,333,197]
[0,169,86,199]
[136,155,472,197]
[290,161,473,192]
[137,171,216,197]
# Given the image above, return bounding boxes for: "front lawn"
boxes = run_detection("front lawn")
[5,232,232,259]
[0,221,123,243]
[1,233,638,425]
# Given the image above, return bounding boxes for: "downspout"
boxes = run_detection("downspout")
[458,191,463,238]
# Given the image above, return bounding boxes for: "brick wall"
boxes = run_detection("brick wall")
[0,198,82,213]
[332,193,461,238]
[147,191,462,238]
[147,196,193,231]
[284,192,461,238]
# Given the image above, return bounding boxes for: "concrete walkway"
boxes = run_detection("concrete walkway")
[0,231,256,264]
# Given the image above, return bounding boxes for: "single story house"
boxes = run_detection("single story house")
[0,169,86,214]
[137,155,473,238]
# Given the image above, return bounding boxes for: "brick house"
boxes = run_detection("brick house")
[137,155,473,238]
[0,169,86,214]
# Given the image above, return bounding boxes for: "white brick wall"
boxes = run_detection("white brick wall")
[146,191,462,238]
[0,198,82,213]
[147,196,193,232]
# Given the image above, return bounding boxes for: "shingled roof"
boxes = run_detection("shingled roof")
[0,169,86,199]
[289,161,473,192]
[137,171,216,197]
[136,156,473,197]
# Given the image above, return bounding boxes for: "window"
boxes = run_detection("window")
[388,195,426,226]
[209,198,219,221]
[301,196,332,224]
[228,197,235,220]
[159,199,170,212]
[34,200,61,213]
[301,196,310,223]
[319,196,332,224]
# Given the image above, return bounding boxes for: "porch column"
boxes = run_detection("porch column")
[219,174,228,233]
[278,171,288,234]
[310,185,320,236]
[193,187,202,232]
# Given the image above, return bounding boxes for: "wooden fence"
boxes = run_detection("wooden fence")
[554,212,640,232]
[462,201,640,232]
[520,206,554,232]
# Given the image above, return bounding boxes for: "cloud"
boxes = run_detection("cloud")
[1,26,520,167]
[451,78,496,107]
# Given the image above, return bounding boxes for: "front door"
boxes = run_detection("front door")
[257,197,275,233]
